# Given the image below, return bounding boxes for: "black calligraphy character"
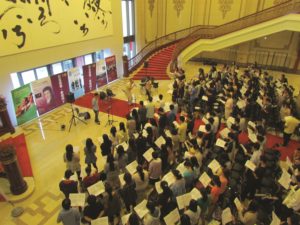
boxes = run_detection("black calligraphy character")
[11,25,26,48]
[62,0,69,6]
[2,29,8,40]
[38,6,46,26]
[80,24,89,36]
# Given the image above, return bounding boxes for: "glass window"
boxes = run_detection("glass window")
[62,60,74,71]
[84,54,93,65]
[95,50,104,61]
[103,49,112,58]
[35,67,49,79]
[122,1,128,37]
[75,56,85,67]
[21,70,36,85]
[52,63,63,74]
[10,73,20,89]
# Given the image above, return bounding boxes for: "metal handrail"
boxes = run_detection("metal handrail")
[170,0,300,71]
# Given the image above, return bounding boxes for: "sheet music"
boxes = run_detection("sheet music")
[202,96,208,101]
[164,102,171,112]
[198,125,207,133]
[164,208,180,225]
[237,100,246,109]
[220,128,230,138]
[155,181,163,194]
[121,213,131,225]
[144,123,152,129]
[215,138,226,148]
[87,181,105,196]
[134,199,148,218]
[218,99,225,104]
[270,211,281,225]
[278,169,291,190]
[176,193,192,210]
[208,159,221,174]
[173,121,179,128]
[155,136,166,148]
[143,148,154,162]
[228,117,235,124]
[133,133,139,139]
[199,172,211,188]
[256,98,263,107]
[245,160,256,172]
[286,156,293,170]
[142,129,148,138]
[176,163,186,175]
[195,106,200,110]
[168,83,173,89]
[248,132,257,143]
[119,173,125,187]
[208,220,221,225]
[234,197,243,211]
[190,188,202,200]
[165,130,172,138]
[91,217,109,225]
[241,87,247,95]
[248,121,256,129]
[69,193,86,207]
[222,207,233,225]
[162,172,176,185]
[240,144,248,154]
[126,161,138,175]
[202,117,209,124]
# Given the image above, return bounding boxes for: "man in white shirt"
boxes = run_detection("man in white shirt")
[282,115,300,146]
[146,96,155,120]
[91,93,100,124]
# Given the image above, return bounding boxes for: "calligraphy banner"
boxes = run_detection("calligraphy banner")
[0,0,113,56]
[67,67,85,99]
[11,84,37,125]
[96,59,108,88]
[105,55,118,83]
[31,77,57,115]
[83,63,97,93]
[50,72,70,106]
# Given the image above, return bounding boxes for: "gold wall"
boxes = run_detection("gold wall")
[0,0,123,126]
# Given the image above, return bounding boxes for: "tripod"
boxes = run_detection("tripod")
[68,104,87,132]
[105,97,117,127]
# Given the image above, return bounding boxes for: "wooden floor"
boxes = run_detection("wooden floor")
[0,61,299,224]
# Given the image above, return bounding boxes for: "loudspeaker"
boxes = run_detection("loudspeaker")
[144,61,149,68]
[66,92,75,103]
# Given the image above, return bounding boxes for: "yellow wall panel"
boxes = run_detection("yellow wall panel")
[242,0,259,17]
[145,0,158,42]
[166,0,193,34]
[0,0,113,57]
[192,0,207,26]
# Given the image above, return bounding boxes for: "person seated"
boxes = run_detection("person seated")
[59,170,78,198]
[82,167,99,191]
[82,195,104,224]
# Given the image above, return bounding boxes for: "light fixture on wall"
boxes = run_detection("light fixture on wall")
[264,36,268,40]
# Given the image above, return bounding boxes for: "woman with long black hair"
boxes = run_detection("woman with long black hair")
[84,138,98,170]
[63,144,81,180]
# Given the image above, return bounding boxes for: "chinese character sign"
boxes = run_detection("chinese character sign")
[0,0,113,56]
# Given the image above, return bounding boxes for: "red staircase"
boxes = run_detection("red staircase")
[132,45,176,80]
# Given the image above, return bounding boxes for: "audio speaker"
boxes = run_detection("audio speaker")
[66,92,75,103]
[144,61,149,68]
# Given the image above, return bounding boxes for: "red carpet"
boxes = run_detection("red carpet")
[132,45,176,80]
[74,93,138,118]
[0,134,33,201]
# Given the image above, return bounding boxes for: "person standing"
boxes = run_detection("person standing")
[57,198,81,225]
[124,79,136,105]
[84,138,98,170]
[138,101,147,130]
[282,115,300,146]
[92,93,100,124]
[146,97,155,121]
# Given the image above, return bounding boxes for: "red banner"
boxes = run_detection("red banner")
[50,72,70,106]
[105,55,118,83]
[83,63,97,93]
[96,60,108,88]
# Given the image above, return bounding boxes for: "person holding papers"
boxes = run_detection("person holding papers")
[158,181,175,220]
[103,183,121,224]
[109,126,120,150]
[146,97,155,120]
[133,165,149,200]
[178,116,187,150]
[167,104,176,128]
[225,93,234,119]
[63,144,81,180]
[282,115,300,146]
[82,167,100,191]
[104,154,120,189]
[209,176,222,204]
[82,195,104,224]
[148,151,162,185]
[138,101,147,130]
[126,115,137,139]
[119,122,128,143]
[171,129,180,158]
[143,201,160,225]
[183,160,196,191]
[100,134,112,156]
[237,200,258,225]
[150,118,159,140]
[120,173,137,212]
[127,213,142,225]
[158,107,167,136]
[59,170,78,198]
[57,198,81,225]
[84,138,98,171]
[184,200,201,225]
[170,170,186,197]
[115,145,128,172]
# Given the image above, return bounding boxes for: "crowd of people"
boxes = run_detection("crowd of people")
[57,63,300,225]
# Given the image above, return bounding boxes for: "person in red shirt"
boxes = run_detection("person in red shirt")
[59,170,78,198]
[82,166,99,191]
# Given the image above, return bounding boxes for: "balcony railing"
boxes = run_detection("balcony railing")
[170,0,300,71]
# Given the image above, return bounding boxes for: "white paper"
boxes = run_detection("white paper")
[248,121,256,129]
[116,142,129,151]
[165,130,172,138]
[195,106,200,110]
[143,148,154,162]
[119,173,125,187]
[126,161,138,175]
[198,125,207,133]
[245,160,256,172]
[162,172,176,185]
[256,98,263,107]
[222,207,233,225]
[69,193,86,207]
[215,138,226,148]
[220,128,230,138]
[278,169,291,190]
[144,123,152,129]
[121,213,131,225]
[176,163,186,175]
[164,208,180,225]
[173,121,179,128]
[270,211,281,225]
[237,100,246,109]
[155,181,163,194]
[87,181,105,196]
[202,96,208,101]
[176,193,192,210]
[190,188,202,200]
[248,132,257,143]
[91,217,109,225]
[202,117,209,124]
[218,99,225,104]
[286,156,293,170]
[134,199,148,218]
[133,133,139,139]
[234,197,243,211]
[228,117,235,124]
[188,132,194,140]
[199,172,211,188]
[208,220,221,225]
[208,159,222,174]
[142,129,148,138]
[155,136,166,148]
[164,102,171,112]
[240,144,248,154]
[241,87,247,95]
